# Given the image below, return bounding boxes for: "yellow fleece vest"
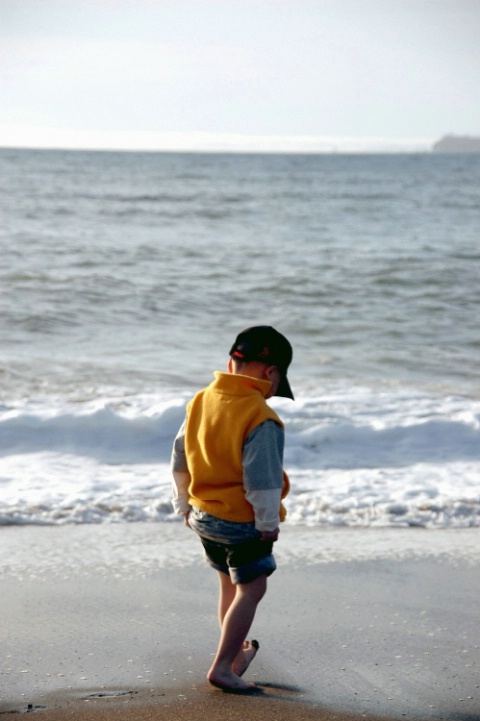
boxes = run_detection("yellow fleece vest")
[185,372,289,523]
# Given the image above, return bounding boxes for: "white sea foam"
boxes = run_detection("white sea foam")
[1,385,479,527]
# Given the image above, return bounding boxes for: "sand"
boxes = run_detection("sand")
[1,524,479,720]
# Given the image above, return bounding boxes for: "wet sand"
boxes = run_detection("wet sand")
[1,524,479,720]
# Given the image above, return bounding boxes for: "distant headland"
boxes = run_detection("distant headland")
[432,135,480,153]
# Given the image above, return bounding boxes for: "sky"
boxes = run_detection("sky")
[1,0,479,153]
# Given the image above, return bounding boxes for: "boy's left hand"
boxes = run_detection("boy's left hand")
[260,528,279,542]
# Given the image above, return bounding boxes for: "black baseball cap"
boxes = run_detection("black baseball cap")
[229,325,294,400]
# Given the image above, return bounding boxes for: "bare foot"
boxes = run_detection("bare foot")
[207,666,257,693]
[232,639,259,677]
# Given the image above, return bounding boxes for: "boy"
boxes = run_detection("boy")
[171,325,294,692]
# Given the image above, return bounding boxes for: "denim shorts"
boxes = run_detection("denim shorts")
[189,507,277,584]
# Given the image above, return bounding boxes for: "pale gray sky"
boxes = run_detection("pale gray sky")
[1,0,479,152]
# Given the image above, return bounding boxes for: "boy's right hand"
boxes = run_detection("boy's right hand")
[260,528,279,542]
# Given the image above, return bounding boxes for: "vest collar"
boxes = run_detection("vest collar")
[213,371,272,398]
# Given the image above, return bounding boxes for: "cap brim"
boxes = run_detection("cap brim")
[276,374,294,400]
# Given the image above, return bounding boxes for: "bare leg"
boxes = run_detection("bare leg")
[208,573,266,691]
[217,571,236,626]
[216,573,260,677]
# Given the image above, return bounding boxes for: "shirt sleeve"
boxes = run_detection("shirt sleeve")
[170,421,191,514]
[243,420,285,532]
[171,420,188,473]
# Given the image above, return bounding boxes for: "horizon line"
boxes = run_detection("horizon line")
[0,145,435,155]
[0,126,436,154]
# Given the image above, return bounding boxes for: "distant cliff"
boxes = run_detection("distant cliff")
[432,135,480,153]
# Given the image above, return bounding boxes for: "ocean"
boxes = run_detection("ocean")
[1,148,479,529]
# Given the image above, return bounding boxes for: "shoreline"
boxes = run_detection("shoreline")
[1,524,479,719]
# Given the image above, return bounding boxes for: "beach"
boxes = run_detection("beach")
[2,148,480,718]
[1,137,479,721]
[2,524,479,720]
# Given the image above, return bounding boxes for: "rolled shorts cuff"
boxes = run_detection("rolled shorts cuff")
[229,553,277,584]
[199,535,277,584]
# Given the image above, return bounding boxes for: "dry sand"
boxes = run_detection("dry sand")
[1,524,479,720]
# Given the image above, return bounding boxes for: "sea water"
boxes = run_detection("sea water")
[1,149,479,528]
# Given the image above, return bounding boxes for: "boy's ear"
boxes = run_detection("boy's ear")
[265,365,280,381]
[227,357,234,373]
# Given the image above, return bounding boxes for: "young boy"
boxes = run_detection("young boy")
[171,325,294,692]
